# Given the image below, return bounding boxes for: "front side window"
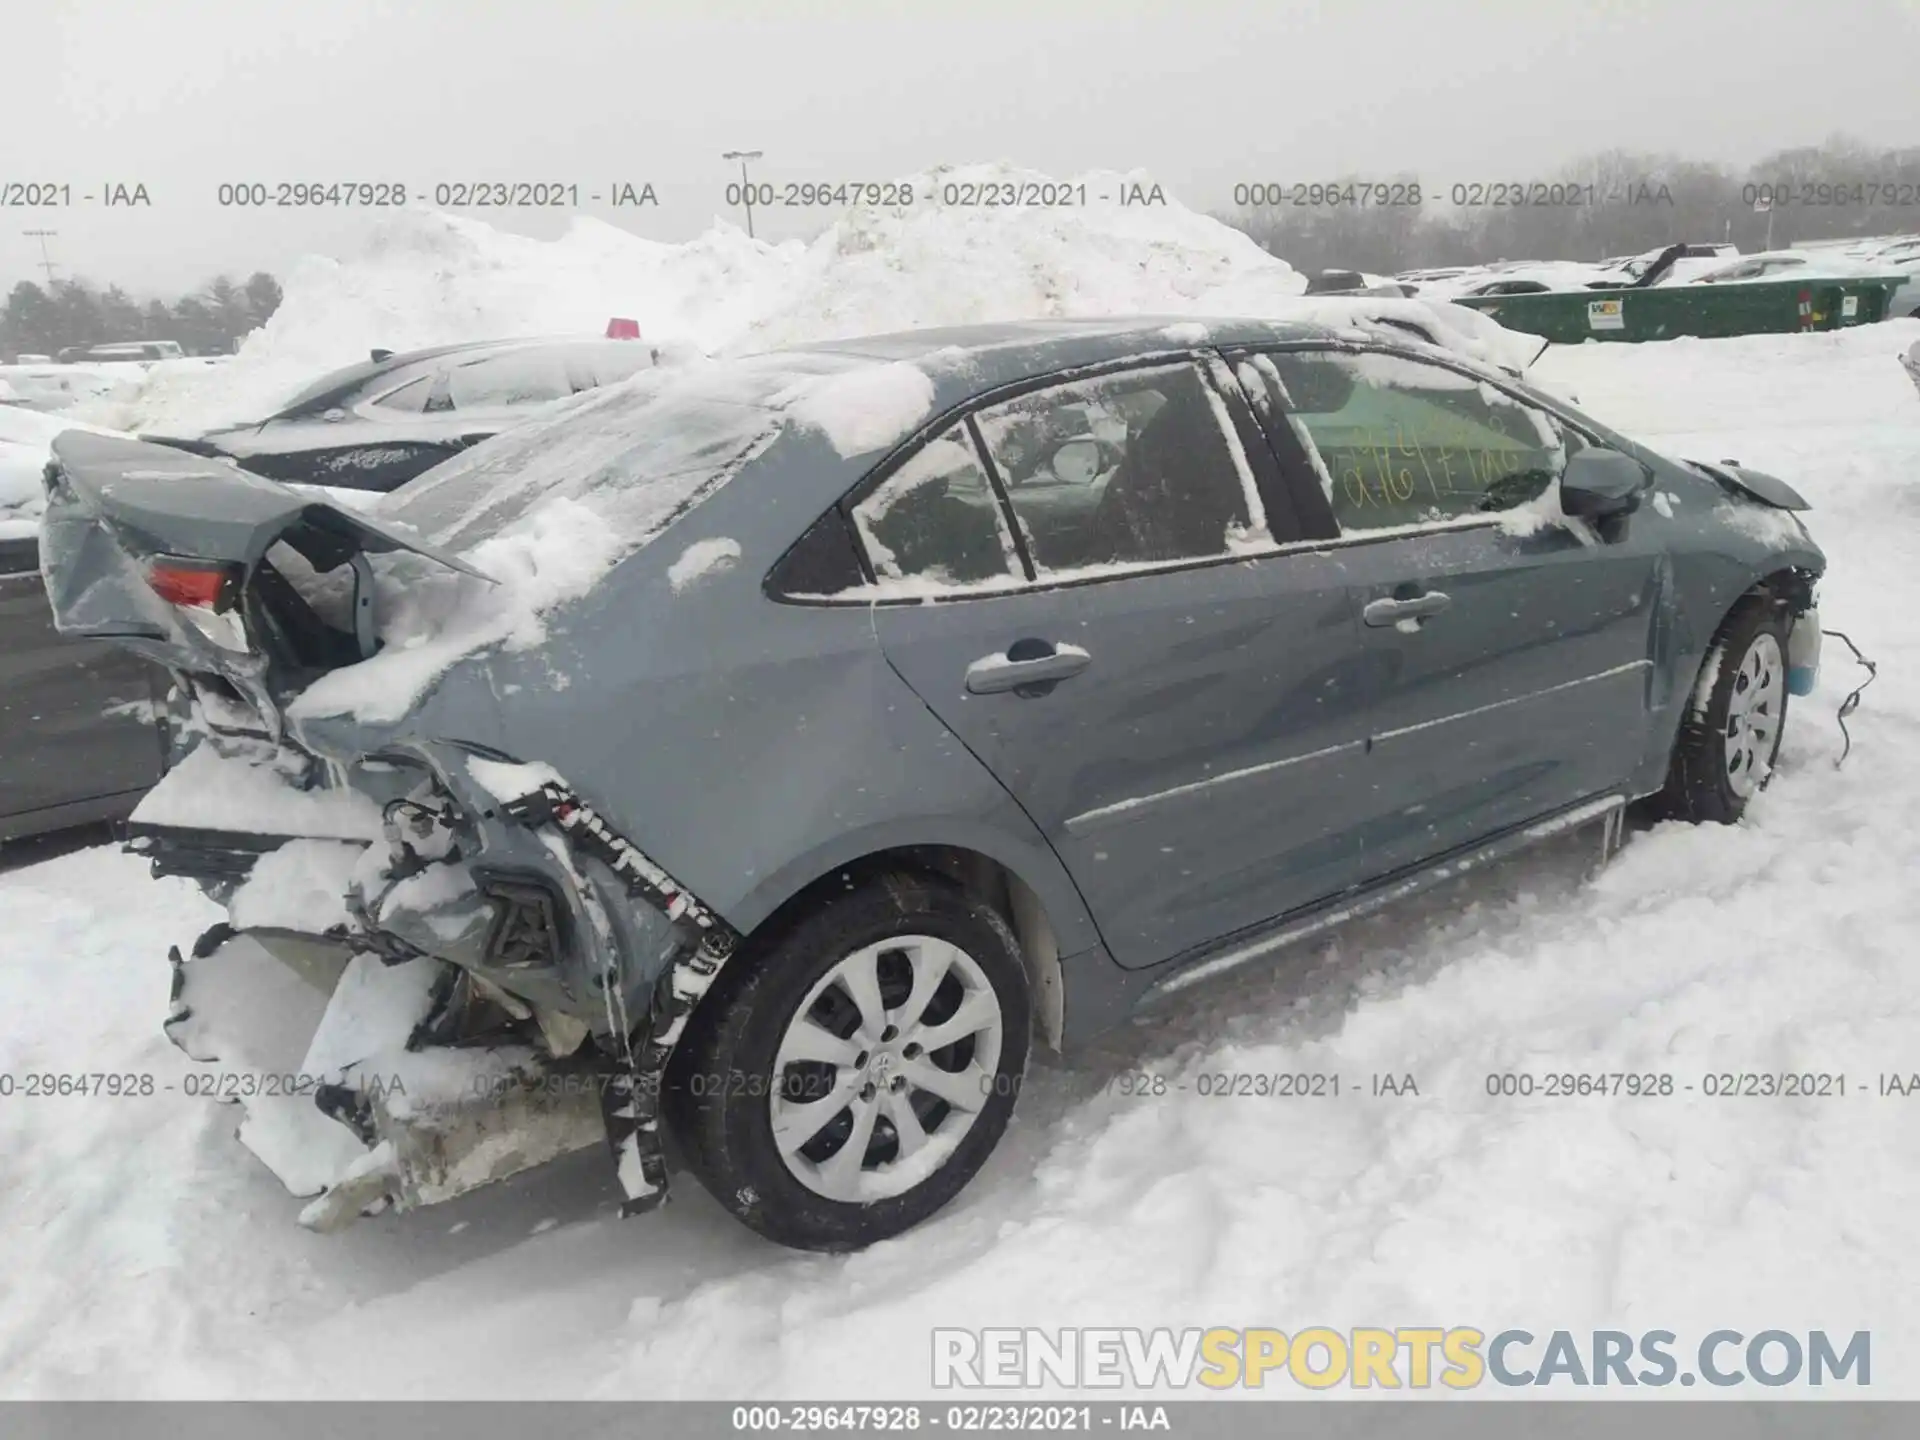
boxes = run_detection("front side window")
[1255,350,1579,533]
[849,426,1020,591]
[972,362,1260,575]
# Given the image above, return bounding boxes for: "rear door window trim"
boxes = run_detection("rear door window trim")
[785,350,1308,607]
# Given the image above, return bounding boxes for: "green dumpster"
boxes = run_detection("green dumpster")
[1452,274,1903,344]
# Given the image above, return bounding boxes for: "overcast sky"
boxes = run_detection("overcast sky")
[6,0,1918,295]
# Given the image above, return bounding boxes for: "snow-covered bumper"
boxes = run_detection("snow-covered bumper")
[135,738,742,1226]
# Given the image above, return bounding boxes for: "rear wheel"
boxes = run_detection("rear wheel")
[664,870,1030,1251]
[1655,595,1791,824]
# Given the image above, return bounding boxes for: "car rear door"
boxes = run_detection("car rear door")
[0,534,166,839]
[850,357,1379,971]
[1229,345,1662,877]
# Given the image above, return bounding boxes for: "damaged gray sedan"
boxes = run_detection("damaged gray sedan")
[40,316,1827,1251]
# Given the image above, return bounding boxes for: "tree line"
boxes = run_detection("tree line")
[1217,136,1920,278]
[1,272,283,362]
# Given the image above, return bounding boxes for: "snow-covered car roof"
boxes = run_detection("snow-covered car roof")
[1693,250,1900,283]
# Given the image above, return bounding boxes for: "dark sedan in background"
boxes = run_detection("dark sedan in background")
[1,531,168,843]
[143,334,674,490]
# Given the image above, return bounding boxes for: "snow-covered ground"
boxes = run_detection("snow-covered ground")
[5,251,1920,1396]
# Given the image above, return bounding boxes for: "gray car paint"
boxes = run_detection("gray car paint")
[42,316,1825,1049]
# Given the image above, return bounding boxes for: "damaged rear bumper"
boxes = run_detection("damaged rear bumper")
[139,740,742,1227]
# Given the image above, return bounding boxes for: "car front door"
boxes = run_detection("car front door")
[1231,346,1662,877]
[0,535,167,839]
[851,358,1379,970]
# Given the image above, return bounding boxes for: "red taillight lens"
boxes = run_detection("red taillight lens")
[147,558,235,610]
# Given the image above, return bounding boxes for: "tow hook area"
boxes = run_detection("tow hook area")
[492,776,742,1216]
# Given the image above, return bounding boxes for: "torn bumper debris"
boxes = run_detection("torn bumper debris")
[142,742,741,1229]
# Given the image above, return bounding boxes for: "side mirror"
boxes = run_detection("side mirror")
[1560,448,1651,520]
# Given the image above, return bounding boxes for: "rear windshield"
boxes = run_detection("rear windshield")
[379,352,862,554]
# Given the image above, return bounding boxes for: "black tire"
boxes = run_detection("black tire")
[1654,593,1792,825]
[663,869,1031,1252]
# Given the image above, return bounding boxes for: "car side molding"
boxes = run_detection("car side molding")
[1139,793,1628,1005]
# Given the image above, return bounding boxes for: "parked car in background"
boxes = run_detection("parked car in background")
[1879,257,1920,320]
[1602,243,1739,286]
[1853,235,1920,264]
[43,316,1826,1249]
[142,334,684,491]
[0,535,168,843]
[1302,269,1417,298]
[0,406,168,844]
[1691,250,1882,284]
[56,340,185,363]
[1689,250,1919,319]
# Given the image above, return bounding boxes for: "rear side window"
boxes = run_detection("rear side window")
[370,376,433,413]
[446,352,574,409]
[850,427,1020,591]
[1258,350,1579,532]
[972,362,1259,574]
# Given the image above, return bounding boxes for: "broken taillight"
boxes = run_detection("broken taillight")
[148,558,234,608]
[147,557,249,651]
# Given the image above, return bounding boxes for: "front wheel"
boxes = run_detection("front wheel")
[1655,595,1791,824]
[665,870,1030,1251]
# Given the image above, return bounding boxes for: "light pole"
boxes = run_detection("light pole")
[21,229,59,286]
[723,150,763,240]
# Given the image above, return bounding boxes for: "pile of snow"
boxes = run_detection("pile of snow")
[0,162,1543,549]
[78,162,1536,441]
[0,362,148,416]
[0,405,129,540]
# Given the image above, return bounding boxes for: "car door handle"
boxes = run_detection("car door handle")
[965,643,1091,695]
[1363,591,1452,627]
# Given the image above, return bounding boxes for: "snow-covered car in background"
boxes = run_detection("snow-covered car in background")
[1692,249,1886,285]
[141,335,682,492]
[1879,257,1920,320]
[1691,250,1920,319]
[41,316,1825,1252]
[57,340,186,363]
[1855,235,1920,265]
[1902,339,1920,399]
[1600,243,1739,287]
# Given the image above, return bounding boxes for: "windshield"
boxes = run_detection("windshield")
[380,352,863,555]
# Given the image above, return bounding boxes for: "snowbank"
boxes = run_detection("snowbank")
[0,405,130,540]
[76,162,1534,440]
